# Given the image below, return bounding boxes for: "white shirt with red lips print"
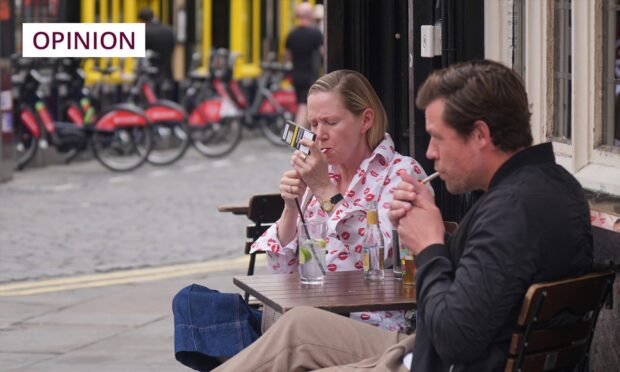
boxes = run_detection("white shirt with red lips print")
[251,134,432,331]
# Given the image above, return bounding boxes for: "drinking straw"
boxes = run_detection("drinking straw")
[295,198,326,275]
[295,198,311,239]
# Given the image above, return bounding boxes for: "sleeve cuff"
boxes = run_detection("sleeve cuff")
[415,243,449,267]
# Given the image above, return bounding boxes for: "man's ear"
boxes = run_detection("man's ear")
[360,108,375,134]
[472,120,492,149]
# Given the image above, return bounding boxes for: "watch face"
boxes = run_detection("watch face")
[321,201,333,212]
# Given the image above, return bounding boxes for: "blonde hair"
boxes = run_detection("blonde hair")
[309,70,387,150]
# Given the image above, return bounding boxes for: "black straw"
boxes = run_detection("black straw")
[295,198,326,275]
[295,198,311,239]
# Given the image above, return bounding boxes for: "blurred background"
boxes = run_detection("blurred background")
[0,1,619,371]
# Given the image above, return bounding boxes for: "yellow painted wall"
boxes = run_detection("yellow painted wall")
[81,0,173,85]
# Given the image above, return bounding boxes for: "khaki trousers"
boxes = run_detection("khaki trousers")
[214,306,415,372]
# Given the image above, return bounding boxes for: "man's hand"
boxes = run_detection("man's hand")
[391,173,444,255]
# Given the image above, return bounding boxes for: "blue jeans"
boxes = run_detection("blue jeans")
[172,284,262,371]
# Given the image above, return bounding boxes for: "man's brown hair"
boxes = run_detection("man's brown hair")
[416,60,533,152]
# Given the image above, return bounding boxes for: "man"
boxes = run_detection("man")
[285,2,324,127]
[139,8,175,97]
[213,60,593,372]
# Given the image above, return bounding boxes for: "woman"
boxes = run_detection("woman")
[253,69,431,329]
[173,70,431,371]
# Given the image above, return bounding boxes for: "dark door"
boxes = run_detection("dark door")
[325,0,484,222]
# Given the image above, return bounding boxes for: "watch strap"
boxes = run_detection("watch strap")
[329,193,344,205]
[319,193,344,212]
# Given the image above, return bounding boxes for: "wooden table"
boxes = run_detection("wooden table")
[234,270,416,330]
[217,203,249,215]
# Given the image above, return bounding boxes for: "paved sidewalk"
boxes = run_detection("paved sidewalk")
[0,255,268,371]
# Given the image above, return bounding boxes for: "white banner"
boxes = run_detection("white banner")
[22,23,145,58]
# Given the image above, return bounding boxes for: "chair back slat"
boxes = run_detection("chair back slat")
[444,221,458,234]
[516,272,613,325]
[508,320,591,354]
[246,224,273,242]
[245,224,273,254]
[505,270,615,372]
[247,194,284,224]
[505,343,587,372]
[243,193,284,280]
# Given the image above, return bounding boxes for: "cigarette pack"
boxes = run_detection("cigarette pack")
[281,120,316,154]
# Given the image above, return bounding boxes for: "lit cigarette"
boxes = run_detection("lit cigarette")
[421,172,439,184]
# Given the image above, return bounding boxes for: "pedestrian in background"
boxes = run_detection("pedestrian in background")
[313,4,325,32]
[139,7,175,99]
[285,2,324,128]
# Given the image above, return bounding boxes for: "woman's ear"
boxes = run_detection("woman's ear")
[360,108,375,134]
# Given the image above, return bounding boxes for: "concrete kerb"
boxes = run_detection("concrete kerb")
[0,255,268,371]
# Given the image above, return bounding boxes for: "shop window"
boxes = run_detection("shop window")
[551,0,572,142]
[604,0,620,147]
[508,0,526,78]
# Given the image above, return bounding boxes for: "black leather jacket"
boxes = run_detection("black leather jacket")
[411,143,593,371]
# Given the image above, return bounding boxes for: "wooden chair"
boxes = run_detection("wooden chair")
[504,269,616,372]
[243,193,284,301]
[444,221,458,234]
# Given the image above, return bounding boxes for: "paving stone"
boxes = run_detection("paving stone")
[0,132,288,371]
[0,133,290,283]
[0,351,57,371]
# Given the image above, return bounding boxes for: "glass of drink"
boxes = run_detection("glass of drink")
[401,246,415,286]
[392,229,403,278]
[298,220,327,285]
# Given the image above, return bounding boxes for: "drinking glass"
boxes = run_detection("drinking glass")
[298,220,327,285]
[401,247,415,286]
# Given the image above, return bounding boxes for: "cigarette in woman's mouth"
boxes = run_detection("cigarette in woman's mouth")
[321,148,328,153]
[421,172,439,184]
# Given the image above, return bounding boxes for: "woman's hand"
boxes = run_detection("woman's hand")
[291,139,335,201]
[280,169,307,208]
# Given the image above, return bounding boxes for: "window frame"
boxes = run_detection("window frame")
[551,0,572,142]
[485,0,620,196]
[601,0,620,148]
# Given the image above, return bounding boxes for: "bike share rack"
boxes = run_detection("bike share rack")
[0,58,14,182]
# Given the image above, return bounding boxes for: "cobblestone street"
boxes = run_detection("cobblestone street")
[0,132,288,371]
[0,132,291,283]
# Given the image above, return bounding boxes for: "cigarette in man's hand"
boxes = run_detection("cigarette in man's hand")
[421,172,439,185]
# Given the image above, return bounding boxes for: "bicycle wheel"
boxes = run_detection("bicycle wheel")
[147,121,191,166]
[259,113,290,147]
[92,125,153,171]
[190,117,243,158]
[14,120,39,170]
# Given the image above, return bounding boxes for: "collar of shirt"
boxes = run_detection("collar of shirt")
[488,142,555,189]
[304,133,398,224]
[327,133,396,193]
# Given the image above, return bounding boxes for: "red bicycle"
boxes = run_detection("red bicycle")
[181,49,298,157]
[121,53,191,165]
[213,49,298,146]
[12,56,153,172]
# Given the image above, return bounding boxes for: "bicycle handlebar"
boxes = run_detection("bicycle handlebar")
[30,69,52,85]
[92,65,118,76]
[260,62,292,73]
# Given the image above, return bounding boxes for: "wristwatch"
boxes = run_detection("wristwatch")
[320,193,344,212]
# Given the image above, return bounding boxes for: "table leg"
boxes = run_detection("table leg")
[261,305,283,332]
